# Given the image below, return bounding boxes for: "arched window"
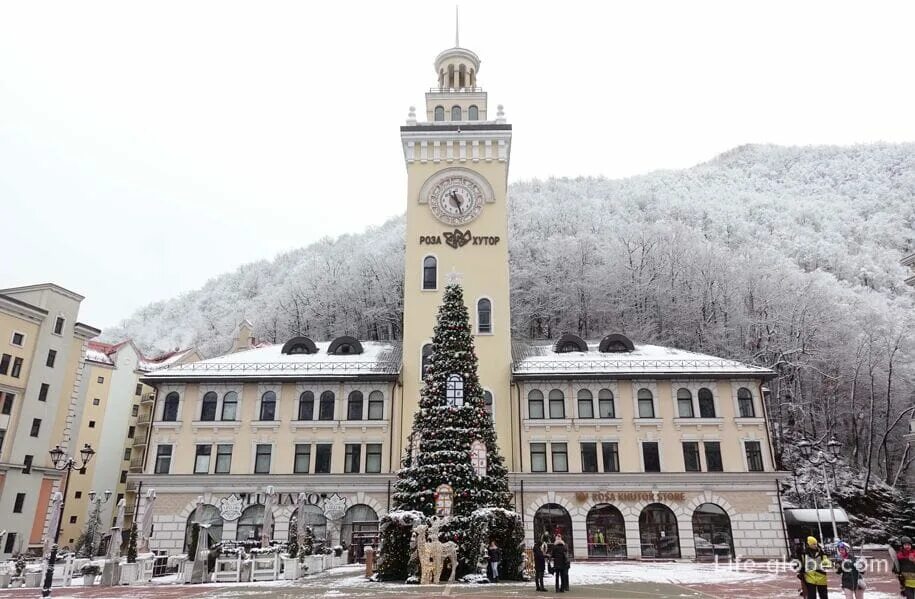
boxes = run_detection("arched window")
[368,390,384,420]
[639,503,680,558]
[298,391,314,420]
[598,389,615,418]
[737,387,755,417]
[468,105,479,120]
[692,503,734,560]
[341,504,379,555]
[446,374,464,407]
[528,390,544,419]
[162,392,180,421]
[319,391,335,420]
[184,504,223,552]
[677,388,694,418]
[421,343,433,379]
[586,504,626,558]
[483,390,493,417]
[434,106,445,121]
[577,389,593,418]
[637,388,655,418]
[347,390,364,420]
[698,388,716,418]
[201,391,218,421]
[221,391,238,421]
[292,505,327,542]
[534,503,574,557]
[476,298,492,334]
[549,389,565,419]
[236,504,273,542]
[259,391,276,421]
[451,105,462,121]
[423,256,437,290]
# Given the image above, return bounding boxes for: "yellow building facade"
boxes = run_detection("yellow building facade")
[134,41,787,561]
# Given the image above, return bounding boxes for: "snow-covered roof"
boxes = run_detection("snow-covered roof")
[85,339,196,372]
[784,508,849,525]
[144,341,402,381]
[511,341,773,379]
[140,348,197,372]
[85,340,127,366]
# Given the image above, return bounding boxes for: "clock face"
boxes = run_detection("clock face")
[427,175,485,225]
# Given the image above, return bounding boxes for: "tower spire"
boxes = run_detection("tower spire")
[455,5,459,47]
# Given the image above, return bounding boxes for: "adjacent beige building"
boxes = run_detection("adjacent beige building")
[133,40,787,561]
[0,284,99,559]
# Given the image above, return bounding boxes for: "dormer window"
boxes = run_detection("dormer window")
[328,336,364,356]
[281,337,317,355]
[598,334,635,353]
[434,106,445,121]
[553,333,588,353]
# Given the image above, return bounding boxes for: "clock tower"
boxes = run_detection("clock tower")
[399,41,514,467]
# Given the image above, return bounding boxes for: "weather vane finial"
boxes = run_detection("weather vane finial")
[455,5,460,47]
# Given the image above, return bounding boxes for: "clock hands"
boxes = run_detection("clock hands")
[448,190,464,214]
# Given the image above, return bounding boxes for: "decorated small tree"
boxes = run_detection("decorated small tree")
[378,283,521,581]
[126,524,138,563]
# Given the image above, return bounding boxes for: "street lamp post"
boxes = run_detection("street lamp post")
[798,437,843,547]
[41,443,95,598]
[85,488,112,555]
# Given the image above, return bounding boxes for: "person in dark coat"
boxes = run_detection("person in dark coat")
[487,541,502,582]
[532,540,547,591]
[551,535,570,593]
[834,541,864,598]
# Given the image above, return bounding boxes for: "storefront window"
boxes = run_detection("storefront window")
[292,504,328,543]
[534,503,574,557]
[236,504,274,542]
[184,504,223,551]
[692,503,734,560]
[341,504,379,560]
[586,504,626,558]
[638,503,680,558]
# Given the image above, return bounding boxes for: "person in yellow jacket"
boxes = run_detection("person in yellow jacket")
[796,536,831,599]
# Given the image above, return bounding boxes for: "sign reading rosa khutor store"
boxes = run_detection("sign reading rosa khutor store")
[218,491,340,521]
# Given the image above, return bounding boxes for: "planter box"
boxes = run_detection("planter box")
[0,573,10,588]
[137,557,154,583]
[214,556,243,583]
[303,555,323,575]
[251,554,279,582]
[82,574,95,586]
[119,562,139,585]
[24,571,42,587]
[282,557,303,580]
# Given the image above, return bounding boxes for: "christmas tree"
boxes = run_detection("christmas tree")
[377,283,521,581]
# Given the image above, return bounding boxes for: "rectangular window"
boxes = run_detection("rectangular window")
[638,396,655,418]
[38,383,49,402]
[298,396,314,420]
[704,442,723,472]
[577,394,594,418]
[528,394,544,419]
[132,405,138,417]
[13,492,25,513]
[97,376,104,384]
[123,448,131,461]
[92,398,100,406]
[745,441,764,472]
[254,444,272,474]
[135,384,143,396]
[69,516,77,524]
[88,420,96,428]
[30,418,41,437]
[120,470,128,484]
[314,444,332,473]
[294,444,311,474]
[549,394,565,419]
[127,426,135,439]
[194,445,212,474]
[11,332,24,347]
[598,393,615,418]
[0,353,9,374]
[154,445,172,474]
[46,349,57,368]
[344,444,362,474]
[1,392,12,414]
[601,442,620,473]
[739,395,756,418]
[551,442,568,472]
[75,491,82,499]
[368,395,384,420]
[11,357,23,378]
[54,316,65,335]
[682,442,701,472]
[678,396,694,418]
[318,396,334,420]
[530,443,547,472]
[642,442,661,472]
[0,429,5,454]
[365,443,382,473]
[3,532,16,554]
[215,444,232,473]
[580,442,598,473]
[347,399,363,421]
[23,454,33,474]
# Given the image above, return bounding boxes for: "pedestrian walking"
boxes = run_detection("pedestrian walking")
[834,541,865,598]
[796,536,831,599]
[552,535,570,593]
[896,537,915,599]
[533,540,547,591]
[487,540,502,582]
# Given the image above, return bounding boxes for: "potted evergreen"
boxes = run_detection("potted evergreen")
[120,525,139,584]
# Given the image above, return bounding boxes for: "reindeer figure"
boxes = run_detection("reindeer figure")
[429,517,458,583]
[413,524,435,584]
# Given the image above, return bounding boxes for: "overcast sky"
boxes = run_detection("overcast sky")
[2,1,914,327]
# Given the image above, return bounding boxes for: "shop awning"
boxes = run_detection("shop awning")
[784,508,849,525]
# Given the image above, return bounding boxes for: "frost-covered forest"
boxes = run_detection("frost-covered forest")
[107,143,915,529]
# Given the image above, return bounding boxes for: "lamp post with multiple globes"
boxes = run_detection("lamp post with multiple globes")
[797,436,843,546]
[41,443,95,598]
